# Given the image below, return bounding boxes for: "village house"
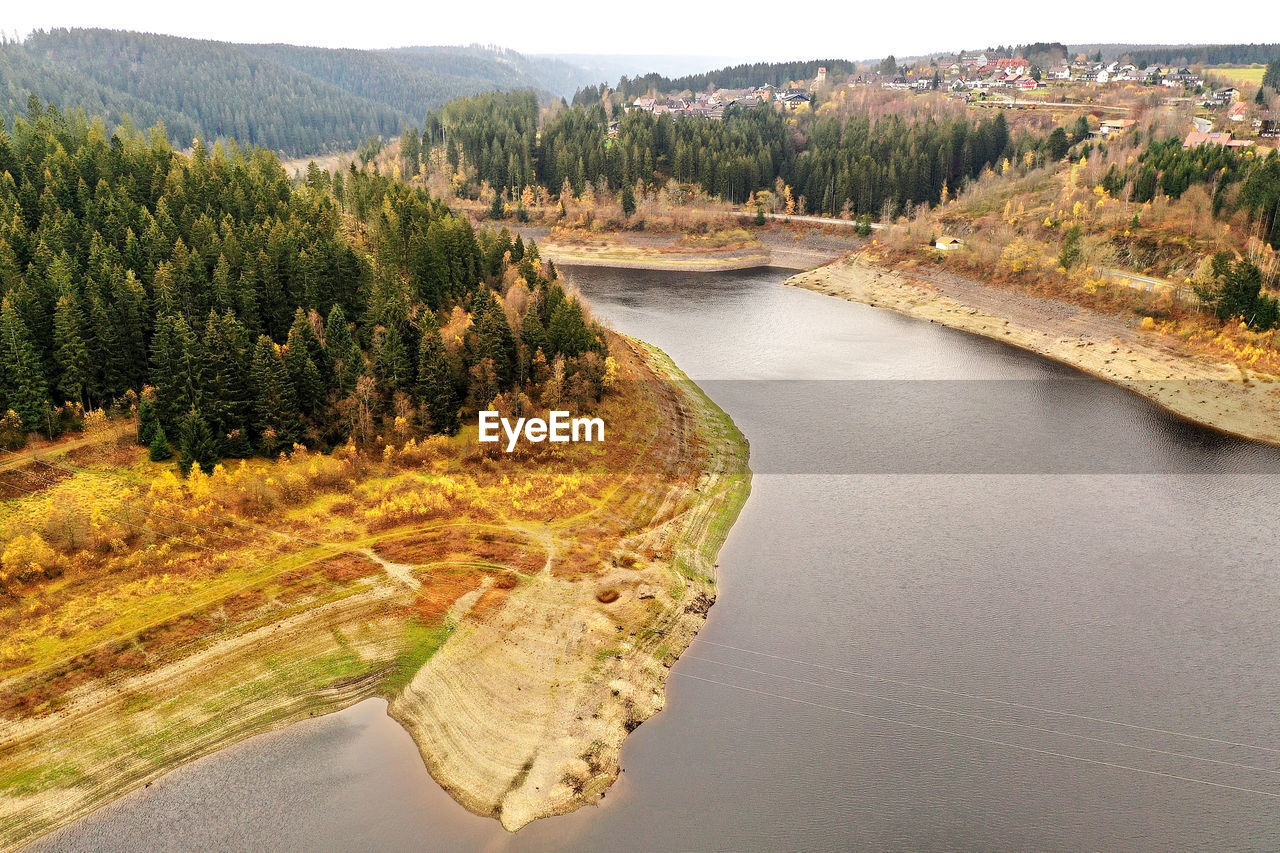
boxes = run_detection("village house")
[1099,118,1137,137]
[1184,130,1255,149]
[1161,68,1202,89]
[777,89,813,109]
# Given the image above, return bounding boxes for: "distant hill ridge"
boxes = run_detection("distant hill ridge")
[0,29,596,156]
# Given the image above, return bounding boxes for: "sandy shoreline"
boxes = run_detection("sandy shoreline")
[787,255,1280,447]
[388,341,750,830]
[512,225,856,273]
[540,247,770,272]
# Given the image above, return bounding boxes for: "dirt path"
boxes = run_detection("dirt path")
[0,426,131,472]
[359,547,422,590]
[788,255,1280,446]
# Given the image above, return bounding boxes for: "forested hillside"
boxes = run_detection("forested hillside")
[613,59,858,99]
[382,46,591,101]
[0,39,203,144]
[236,44,495,121]
[0,30,597,156]
[1119,43,1280,67]
[0,99,608,471]
[409,92,1022,217]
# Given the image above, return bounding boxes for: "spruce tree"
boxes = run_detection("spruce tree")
[249,335,302,451]
[0,296,49,430]
[325,305,363,394]
[52,294,90,406]
[374,324,412,394]
[149,425,172,461]
[469,289,517,387]
[284,321,324,415]
[137,396,160,445]
[198,311,252,443]
[548,297,597,358]
[417,319,459,434]
[177,408,218,475]
[520,309,550,362]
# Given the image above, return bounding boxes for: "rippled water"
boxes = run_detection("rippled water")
[35,267,1280,851]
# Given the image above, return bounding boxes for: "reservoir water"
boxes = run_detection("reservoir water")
[35,267,1280,851]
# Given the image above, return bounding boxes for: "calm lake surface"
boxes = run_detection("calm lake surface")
[35,267,1280,851]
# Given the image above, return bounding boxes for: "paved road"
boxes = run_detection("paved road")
[750,211,884,230]
[1104,267,1200,303]
[973,96,1132,113]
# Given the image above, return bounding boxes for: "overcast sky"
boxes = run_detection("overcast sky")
[7,0,1280,60]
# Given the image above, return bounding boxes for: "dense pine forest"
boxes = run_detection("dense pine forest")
[1099,136,1280,229]
[0,30,594,157]
[408,91,1022,216]
[1121,43,1280,67]
[0,99,608,471]
[610,60,859,100]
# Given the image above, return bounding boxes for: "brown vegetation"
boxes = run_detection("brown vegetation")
[0,333,751,847]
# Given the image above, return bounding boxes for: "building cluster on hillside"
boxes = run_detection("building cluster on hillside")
[850,52,1215,96]
[627,76,816,121]
[1184,111,1280,148]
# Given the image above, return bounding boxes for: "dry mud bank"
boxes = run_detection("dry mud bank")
[522,226,854,273]
[391,343,750,830]
[0,340,751,847]
[788,256,1280,447]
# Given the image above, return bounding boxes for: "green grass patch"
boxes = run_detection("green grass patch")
[119,691,155,713]
[384,618,452,693]
[1206,66,1265,86]
[594,645,622,662]
[0,761,84,796]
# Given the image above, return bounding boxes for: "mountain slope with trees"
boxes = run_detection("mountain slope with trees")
[0,30,599,157]
[409,91,1022,218]
[0,98,608,470]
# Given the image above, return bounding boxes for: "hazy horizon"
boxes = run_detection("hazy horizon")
[7,1,1279,63]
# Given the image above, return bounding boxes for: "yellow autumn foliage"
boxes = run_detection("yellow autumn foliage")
[2,533,59,584]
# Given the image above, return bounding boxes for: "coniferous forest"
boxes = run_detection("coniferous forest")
[0,30,594,157]
[412,92,1019,216]
[0,99,608,470]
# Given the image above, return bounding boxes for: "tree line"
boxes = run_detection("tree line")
[610,59,859,100]
[1099,138,1280,248]
[0,98,608,472]
[406,91,1023,217]
[1122,44,1280,68]
[2,30,596,157]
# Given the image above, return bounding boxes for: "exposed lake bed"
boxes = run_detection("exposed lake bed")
[32,265,1280,851]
